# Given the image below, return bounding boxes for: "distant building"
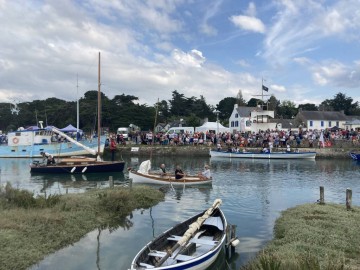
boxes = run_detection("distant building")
[229,104,276,133]
[295,109,348,130]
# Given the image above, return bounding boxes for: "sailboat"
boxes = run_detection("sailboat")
[30,52,125,174]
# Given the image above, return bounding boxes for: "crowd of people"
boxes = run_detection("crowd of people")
[109,127,360,149]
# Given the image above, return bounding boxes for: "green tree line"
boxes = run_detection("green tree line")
[0,90,358,133]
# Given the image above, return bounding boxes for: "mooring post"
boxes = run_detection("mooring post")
[319,186,324,204]
[129,178,133,190]
[231,224,237,254]
[225,224,230,259]
[346,188,352,210]
[109,176,114,188]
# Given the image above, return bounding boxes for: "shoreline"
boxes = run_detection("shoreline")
[114,145,357,159]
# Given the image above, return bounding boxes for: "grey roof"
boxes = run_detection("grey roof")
[269,119,295,129]
[236,106,262,117]
[298,111,347,121]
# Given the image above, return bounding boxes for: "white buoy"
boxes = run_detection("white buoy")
[71,167,76,173]
[82,167,87,173]
[231,238,240,247]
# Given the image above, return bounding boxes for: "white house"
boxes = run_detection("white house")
[295,109,348,130]
[229,104,276,133]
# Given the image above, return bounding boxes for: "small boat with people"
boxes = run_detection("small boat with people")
[129,199,238,270]
[128,160,212,185]
[210,148,316,159]
[349,152,360,161]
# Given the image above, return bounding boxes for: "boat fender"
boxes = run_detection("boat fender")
[231,238,240,247]
[71,167,76,173]
[82,167,87,173]
[12,137,19,144]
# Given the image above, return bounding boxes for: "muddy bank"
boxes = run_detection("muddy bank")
[114,145,357,159]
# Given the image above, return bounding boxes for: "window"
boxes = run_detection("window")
[235,121,239,127]
[309,121,313,127]
[321,121,324,127]
[336,121,339,127]
[235,113,238,118]
[328,121,332,127]
[231,121,234,127]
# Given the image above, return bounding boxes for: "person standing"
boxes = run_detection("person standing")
[110,137,117,161]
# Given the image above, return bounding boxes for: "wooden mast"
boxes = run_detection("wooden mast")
[97,52,101,155]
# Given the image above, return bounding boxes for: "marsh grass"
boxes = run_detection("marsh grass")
[242,203,360,270]
[0,183,164,270]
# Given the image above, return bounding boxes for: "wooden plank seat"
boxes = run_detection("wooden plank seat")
[148,251,194,262]
[167,235,218,246]
[139,262,155,268]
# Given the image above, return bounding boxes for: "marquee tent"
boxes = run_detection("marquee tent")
[195,122,229,133]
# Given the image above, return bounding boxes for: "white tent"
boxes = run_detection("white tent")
[195,122,229,133]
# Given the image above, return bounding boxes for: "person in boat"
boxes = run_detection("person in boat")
[262,147,270,153]
[175,165,185,180]
[40,151,55,165]
[198,164,211,180]
[109,137,117,161]
[286,144,291,152]
[159,163,167,176]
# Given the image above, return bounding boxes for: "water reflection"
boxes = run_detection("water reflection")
[2,157,360,270]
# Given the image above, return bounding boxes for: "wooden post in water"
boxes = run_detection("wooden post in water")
[109,176,114,188]
[346,188,352,210]
[225,224,231,259]
[319,186,325,204]
[231,224,237,254]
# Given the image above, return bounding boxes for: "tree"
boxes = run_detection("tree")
[236,90,247,106]
[298,103,318,111]
[267,95,280,114]
[216,97,237,121]
[277,100,297,119]
[169,90,189,117]
[247,98,261,107]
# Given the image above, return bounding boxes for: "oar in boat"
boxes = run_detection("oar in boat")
[154,199,222,267]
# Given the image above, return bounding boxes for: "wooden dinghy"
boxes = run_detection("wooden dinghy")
[128,160,212,185]
[129,199,234,270]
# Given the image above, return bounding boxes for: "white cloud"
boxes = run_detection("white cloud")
[171,49,205,68]
[270,84,286,92]
[230,15,265,33]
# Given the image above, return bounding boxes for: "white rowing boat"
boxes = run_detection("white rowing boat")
[129,199,236,270]
[128,160,212,185]
[210,149,316,159]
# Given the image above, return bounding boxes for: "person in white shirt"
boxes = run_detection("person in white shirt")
[198,165,211,180]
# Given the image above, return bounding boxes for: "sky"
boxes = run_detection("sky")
[1,0,360,108]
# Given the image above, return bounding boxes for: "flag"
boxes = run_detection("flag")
[262,85,268,92]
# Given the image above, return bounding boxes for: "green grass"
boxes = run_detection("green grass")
[242,203,360,270]
[0,183,164,270]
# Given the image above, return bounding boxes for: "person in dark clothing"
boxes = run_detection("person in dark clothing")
[175,165,185,180]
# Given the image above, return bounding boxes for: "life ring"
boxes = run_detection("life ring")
[12,137,19,144]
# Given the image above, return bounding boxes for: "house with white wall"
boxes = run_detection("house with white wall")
[228,104,276,133]
[295,109,348,130]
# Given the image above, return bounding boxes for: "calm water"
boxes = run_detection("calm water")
[1,156,360,270]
